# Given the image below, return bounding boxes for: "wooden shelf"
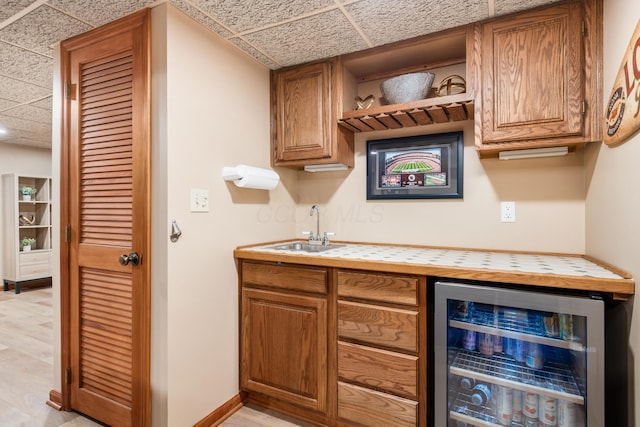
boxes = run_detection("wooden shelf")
[338,93,473,133]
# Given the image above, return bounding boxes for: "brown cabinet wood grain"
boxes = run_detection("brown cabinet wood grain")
[242,261,327,294]
[337,270,418,305]
[241,287,327,413]
[338,341,418,399]
[475,0,602,155]
[338,382,417,427]
[271,58,354,169]
[338,300,418,353]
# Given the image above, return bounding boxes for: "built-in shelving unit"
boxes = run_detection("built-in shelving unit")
[338,93,474,132]
[338,25,473,134]
[2,174,52,293]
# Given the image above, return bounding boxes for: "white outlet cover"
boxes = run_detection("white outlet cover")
[190,189,210,212]
[501,201,515,222]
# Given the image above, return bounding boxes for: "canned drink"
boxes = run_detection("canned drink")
[470,383,492,406]
[459,377,476,390]
[512,390,524,423]
[539,395,557,426]
[559,313,575,341]
[493,335,504,353]
[478,333,494,356]
[557,400,576,427]
[543,313,560,337]
[462,330,477,351]
[504,337,516,358]
[526,342,545,369]
[495,386,513,425]
[514,339,527,363]
[457,301,474,319]
[524,392,539,420]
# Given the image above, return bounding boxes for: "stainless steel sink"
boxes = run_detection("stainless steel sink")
[269,242,343,253]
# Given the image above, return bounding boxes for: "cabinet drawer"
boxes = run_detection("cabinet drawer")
[338,381,417,427]
[242,261,327,294]
[19,251,50,265]
[338,301,418,352]
[20,262,50,277]
[337,270,418,305]
[338,341,417,399]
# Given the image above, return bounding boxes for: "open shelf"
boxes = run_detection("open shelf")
[450,350,584,404]
[338,93,474,133]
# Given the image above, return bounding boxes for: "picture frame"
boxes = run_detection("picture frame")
[366,131,463,200]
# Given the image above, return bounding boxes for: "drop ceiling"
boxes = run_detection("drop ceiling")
[0,0,559,150]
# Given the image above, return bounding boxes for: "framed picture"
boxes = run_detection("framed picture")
[366,131,463,200]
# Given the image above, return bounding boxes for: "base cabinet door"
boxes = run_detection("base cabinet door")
[241,288,327,413]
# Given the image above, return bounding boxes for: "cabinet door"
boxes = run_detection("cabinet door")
[241,288,327,413]
[480,2,584,144]
[273,60,333,162]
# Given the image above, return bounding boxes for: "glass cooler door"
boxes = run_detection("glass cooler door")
[434,282,604,427]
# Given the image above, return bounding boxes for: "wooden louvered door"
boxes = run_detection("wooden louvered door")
[60,10,150,427]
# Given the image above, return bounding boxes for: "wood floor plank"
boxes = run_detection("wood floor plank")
[2,287,309,427]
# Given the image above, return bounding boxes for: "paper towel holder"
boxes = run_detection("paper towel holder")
[222,164,280,190]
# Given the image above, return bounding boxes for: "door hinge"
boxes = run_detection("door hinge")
[582,100,587,115]
[65,82,76,100]
[66,367,72,384]
[65,224,71,243]
[581,20,586,36]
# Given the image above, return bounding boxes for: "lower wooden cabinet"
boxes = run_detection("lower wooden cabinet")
[239,262,426,426]
[240,261,328,414]
[336,269,426,426]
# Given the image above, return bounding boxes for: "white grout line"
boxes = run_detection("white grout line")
[0,0,46,30]
[333,0,373,48]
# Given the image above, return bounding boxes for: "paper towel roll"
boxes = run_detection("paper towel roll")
[222,165,280,190]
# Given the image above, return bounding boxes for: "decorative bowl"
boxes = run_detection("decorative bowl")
[380,71,435,104]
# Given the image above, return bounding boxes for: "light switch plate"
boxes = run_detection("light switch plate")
[190,189,209,212]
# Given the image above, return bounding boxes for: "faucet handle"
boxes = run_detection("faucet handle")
[302,231,315,241]
[322,231,335,245]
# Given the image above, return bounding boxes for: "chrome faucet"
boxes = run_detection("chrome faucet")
[303,205,334,245]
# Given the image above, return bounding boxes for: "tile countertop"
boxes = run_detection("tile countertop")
[234,241,635,297]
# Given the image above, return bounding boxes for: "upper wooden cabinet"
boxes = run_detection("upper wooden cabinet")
[475,0,602,156]
[271,58,354,169]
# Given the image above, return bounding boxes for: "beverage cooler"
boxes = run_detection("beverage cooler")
[435,281,605,427]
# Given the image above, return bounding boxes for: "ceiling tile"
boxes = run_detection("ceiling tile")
[2,104,52,123]
[0,114,52,133]
[0,0,34,22]
[0,5,92,56]
[170,0,233,38]
[494,0,560,15]
[46,0,157,26]
[29,96,52,110]
[0,41,53,88]
[228,38,280,69]
[243,9,368,67]
[0,98,19,111]
[0,136,51,149]
[189,0,336,33]
[344,0,488,46]
[0,75,51,103]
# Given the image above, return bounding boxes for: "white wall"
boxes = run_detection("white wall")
[151,5,298,426]
[0,144,52,284]
[296,122,586,254]
[585,1,640,424]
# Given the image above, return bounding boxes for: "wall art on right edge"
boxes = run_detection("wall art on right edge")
[366,131,463,200]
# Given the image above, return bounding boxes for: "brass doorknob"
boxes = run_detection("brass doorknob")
[119,252,140,266]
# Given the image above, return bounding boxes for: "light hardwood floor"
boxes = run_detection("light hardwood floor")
[1,286,308,427]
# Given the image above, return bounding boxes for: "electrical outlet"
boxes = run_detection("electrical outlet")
[501,201,516,222]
